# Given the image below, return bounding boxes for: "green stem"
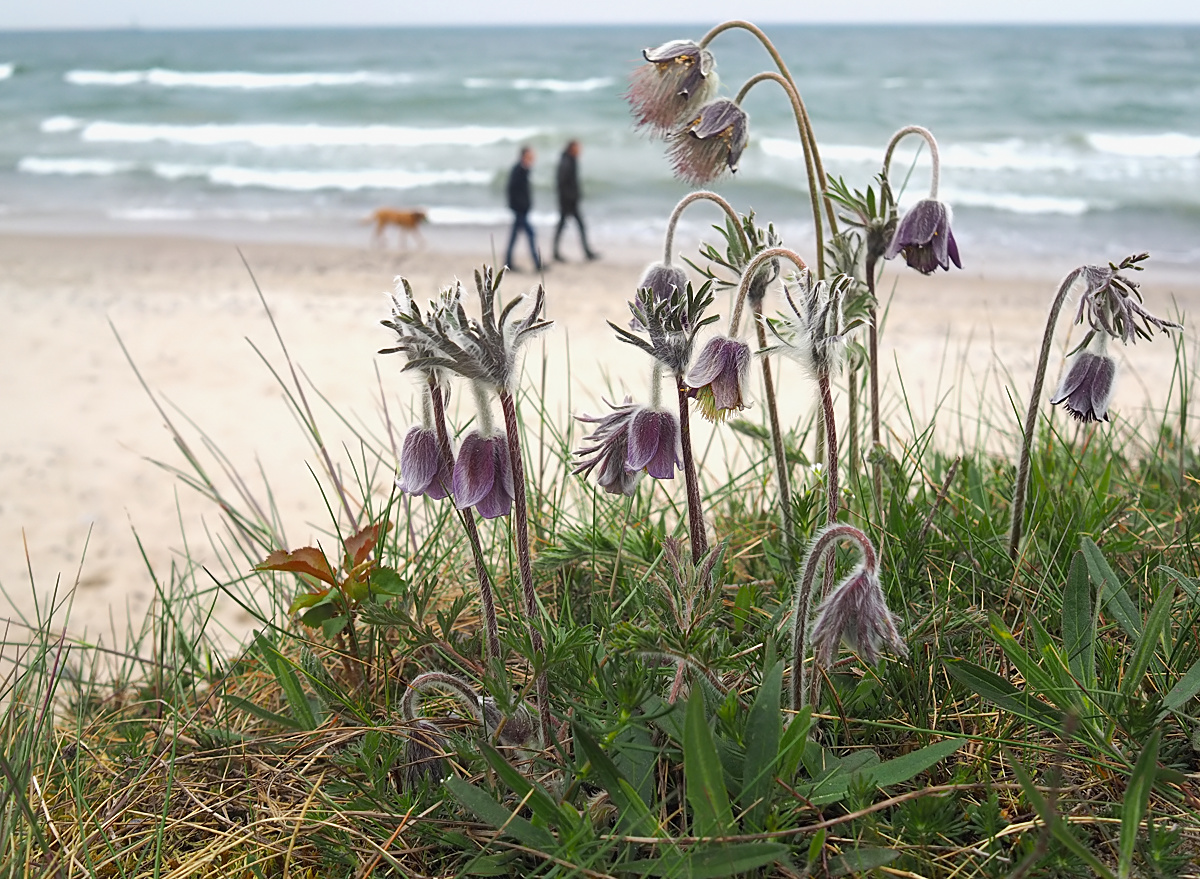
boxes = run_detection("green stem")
[429,379,501,664]
[734,70,836,278]
[882,125,941,200]
[1008,269,1083,561]
[676,381,709,565]
[754,302,794,554]
[499,389,551,745]
[662,190,751,265]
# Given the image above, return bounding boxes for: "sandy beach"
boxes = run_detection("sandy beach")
[2,228,1197,649]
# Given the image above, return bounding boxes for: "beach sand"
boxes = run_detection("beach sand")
[2,229,1197,649]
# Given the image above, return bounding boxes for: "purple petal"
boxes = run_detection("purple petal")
[453,432,496,510]
[628,409,680,479]
[398,427,439,495]
[946,227,962,269]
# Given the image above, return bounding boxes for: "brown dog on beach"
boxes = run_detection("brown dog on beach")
[365,208,428,248]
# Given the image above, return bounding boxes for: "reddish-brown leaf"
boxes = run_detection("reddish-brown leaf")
[344,523,383,568]
[255,547,336,585]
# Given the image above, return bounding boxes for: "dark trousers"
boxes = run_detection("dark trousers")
[505,212,541,270]
[554,205,594,258]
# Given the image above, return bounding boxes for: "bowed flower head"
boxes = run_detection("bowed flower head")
[809,565,907,668]
[574,400,682,494]
[627,40,717,136]
[669,99,749,186]
[453,431,514,519]
[884,198,961,274]
[685,336,751,422]
[639,262,689,305]
[1050,335,1117,424]
[396,426,453,500]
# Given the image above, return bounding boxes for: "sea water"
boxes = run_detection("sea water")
[1,24,1198,268]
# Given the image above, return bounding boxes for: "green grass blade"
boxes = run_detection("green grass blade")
[445,776,558,851]
[573,723,659,837]
[1119,579,1175,701]
[253,633,320,730]
[623,843,789,878]
[1162,658,1200,712]
[683,690,734,838]
[866,738,966,788]
[1119,729,1161,879]
[1062,550,1096,691]
[943,658,1063,729]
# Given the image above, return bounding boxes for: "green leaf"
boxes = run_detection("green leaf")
[1082,537,1141,640]
[989,613,1060,699]
[254,634,319,731]
[478,744,578,834]
[827,845,899,877]
[573,723,659,837]
[943,657,1063,729]
[1163,658,1200,712]
[623,843,789,877]
[684,690,734,838]
[866,738,966,789]
[221,694,303,730]
[1062,550,1096,691]
[741,660,783,831]
[369,566,407,596]
[320,614,349,640]
[1120,578,1175,701]
[1119,730,1161,879]
[445,776,557,852]
[779,705,812,779]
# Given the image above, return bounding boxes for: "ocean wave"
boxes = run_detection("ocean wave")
[108,207,199,222]
[17,156,134,176]
[941,188,1091,216]
[0,63,13,81]
[762,137,1081,173]
[165,164,493,192]
[464,76,613,92]
[78,120,538,148]
[40,116,84,133]
[1087,132,1200,159]
[65,68,417,89]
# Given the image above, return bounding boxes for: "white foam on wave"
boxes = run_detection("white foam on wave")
[0,63,14,81]
[464,76,613,93]
[80,120,537,148]
[762,137,1082,174]
[18,156,133,176]
[425,206,511,226]
[942,188,1091,216]
[66,68,416,89]
[168,164,492,192]
[108,207,198,222]
[41,116,84,133]
[1087,132,1200,159]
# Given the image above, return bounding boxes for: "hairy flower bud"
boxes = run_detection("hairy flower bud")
[453,431,514,519]
[1050,335,1117,423]
[685,336,751,422]
[669,99,748,185]
[627,40,717,136]
[396,426,453,500]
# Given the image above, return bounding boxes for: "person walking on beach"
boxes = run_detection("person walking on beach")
[505,145,542,272]
[553,139,598,262]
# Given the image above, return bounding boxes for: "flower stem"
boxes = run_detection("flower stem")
[498,389,551,745]
[662,190,750,265]
[753,301,794,554]
[818,370,840,528]
[735,71,836,279]
[790,523,875,711]
[429,379,501,664]
[730,246,808,337]
[676,380,709,565]
[866,257,883,509]
[883,125,941,200]
[1009,269,1082,561]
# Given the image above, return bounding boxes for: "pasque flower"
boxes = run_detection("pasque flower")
[685,336,751,422]
[809,565,907,669]
[669,99,749,185]
[627,40,717,135]
[884,198,961,274]
[574,400,681,494]
[639,262,690,305]
[396,426,453,500]
[453,431,514,519]
[1049,335,1117,423]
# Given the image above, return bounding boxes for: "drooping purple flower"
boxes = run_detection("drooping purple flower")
[668,99,749,186]
[452,431,514,519]
[630,263,690,331]
[685,336,751,422]
[1050,337,1117,424]
[809,565,907,668]
[627,407,682,479]
[574,401,681,492]
[884,198,961,274]
[396,426,453,500]
[627,40,717,136]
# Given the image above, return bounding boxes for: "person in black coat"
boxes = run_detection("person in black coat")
[553,140,598,262]
[504,146,542,271]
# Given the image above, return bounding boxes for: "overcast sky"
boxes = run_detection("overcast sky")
[3,0,1198,29]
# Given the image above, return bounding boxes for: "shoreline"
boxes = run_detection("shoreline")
[2,229,1197,648]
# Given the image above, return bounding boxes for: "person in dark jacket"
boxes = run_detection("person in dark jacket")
[504,146,542,271]
[553,140,598,262]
